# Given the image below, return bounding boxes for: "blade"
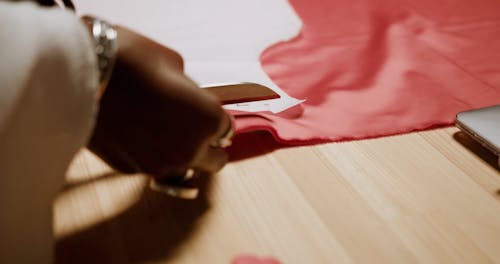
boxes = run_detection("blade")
[203,82,280,105]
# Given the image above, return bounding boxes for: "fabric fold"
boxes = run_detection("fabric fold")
[236,0,500,144]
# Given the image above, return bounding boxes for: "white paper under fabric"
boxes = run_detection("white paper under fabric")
[75,0,304,113]
[0,2,98,263]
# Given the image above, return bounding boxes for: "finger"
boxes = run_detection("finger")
[208,112,234,149]
[192,146,228,174]
[215,112,233,138]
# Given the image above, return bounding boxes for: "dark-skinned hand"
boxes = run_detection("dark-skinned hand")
[88,26,230,180]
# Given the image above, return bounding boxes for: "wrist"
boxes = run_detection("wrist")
[81,16,118,98]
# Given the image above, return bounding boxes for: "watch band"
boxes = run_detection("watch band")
[81,16,118,98]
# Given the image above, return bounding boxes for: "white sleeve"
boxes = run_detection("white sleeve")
[0,2,99,263]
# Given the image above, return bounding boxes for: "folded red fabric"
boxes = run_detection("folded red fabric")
[235,0,500,144]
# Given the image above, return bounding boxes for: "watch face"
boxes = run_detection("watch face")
[456,104,500,156]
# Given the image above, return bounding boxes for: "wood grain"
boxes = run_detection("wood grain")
[54,127,500,263]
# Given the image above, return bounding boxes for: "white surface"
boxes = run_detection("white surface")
[76,0,304,113]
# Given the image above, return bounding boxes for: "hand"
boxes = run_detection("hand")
[88,26,230,179]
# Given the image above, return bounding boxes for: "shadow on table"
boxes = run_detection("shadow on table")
[55,173,213,264]
[228,131,290,162]
[56,131,288,263]
[453,131,500,172]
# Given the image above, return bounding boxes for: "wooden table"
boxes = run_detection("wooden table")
[54,127,500,263]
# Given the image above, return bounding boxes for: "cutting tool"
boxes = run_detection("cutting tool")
[150,82,279,199]
[203,82,280,104]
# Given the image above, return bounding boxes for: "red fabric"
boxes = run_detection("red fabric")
[235,0,500,144]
